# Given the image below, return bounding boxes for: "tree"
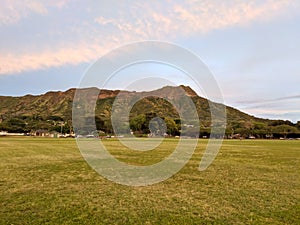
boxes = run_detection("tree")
[149,117,166,136]
[3,118,27,133]
[130,114,147,134]
[164,117,179,136]
[296,121,300,129]
[273,125,298,139]
[235,127,251,138]
[252,122,271,138]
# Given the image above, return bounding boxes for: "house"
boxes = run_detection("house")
[32,130,50,137]
[0,131,8,136]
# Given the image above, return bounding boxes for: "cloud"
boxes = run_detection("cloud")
[94,16,116,26]
[0,0,297,74]
[257,112,300,123]
[0,1,26,25]
[172,0,292,34]
[238,104,300,122]
[95,0,294,38]
[27,1,48,15]
[246,108,300,122]
[236,95,300,116]
[94,0,297,43]
[237,96,300,122]
[0,0,69,26]
[0,43,114,75]
[236,95,300,105]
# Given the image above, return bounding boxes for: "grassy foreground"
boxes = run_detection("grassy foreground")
[0,137,299,224]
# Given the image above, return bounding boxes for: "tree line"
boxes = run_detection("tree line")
[1,113,300,139]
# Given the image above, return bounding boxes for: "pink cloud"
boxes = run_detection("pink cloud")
[0,0,296,75]
[0,44,112,75]
[0,0,69,26]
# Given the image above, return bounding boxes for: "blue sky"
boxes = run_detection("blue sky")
[0,0,299,122]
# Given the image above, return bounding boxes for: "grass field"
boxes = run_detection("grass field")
[0,137,299,224]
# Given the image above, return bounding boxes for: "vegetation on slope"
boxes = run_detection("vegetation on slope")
[0,86,299,138]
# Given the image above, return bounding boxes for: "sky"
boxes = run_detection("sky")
[0,0,299,123]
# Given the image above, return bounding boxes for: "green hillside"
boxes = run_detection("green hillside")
[0,86,299,138]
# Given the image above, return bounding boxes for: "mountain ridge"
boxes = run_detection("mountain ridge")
[0,85,299,138]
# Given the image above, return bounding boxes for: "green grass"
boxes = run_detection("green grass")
[0,137,299,224]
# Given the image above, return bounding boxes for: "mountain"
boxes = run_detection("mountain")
[0,86,299,138]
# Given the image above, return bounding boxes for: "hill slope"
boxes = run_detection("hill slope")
[0,86,299,138]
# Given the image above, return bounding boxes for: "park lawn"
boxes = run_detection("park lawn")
[0,137,299,224]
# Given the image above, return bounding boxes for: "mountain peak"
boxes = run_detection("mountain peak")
[179,85,198,97]
[146,85,198,98]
